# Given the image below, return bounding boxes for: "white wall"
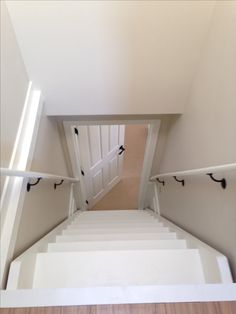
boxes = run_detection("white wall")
[0,1,29,169]
[14,108,72,257]
[0,2,73,259]
[158,2,236,280]
[6,1,215,116]
[151,117,174,176]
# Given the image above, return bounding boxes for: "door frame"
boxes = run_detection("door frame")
[64,119,161,210]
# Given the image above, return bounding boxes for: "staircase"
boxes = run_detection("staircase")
[7,209,232,291]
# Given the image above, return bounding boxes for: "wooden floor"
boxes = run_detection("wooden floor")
[91,177,140,210]
[1,302,236,314]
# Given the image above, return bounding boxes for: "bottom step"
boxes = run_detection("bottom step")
[32,249,205,288]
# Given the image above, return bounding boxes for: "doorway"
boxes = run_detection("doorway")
[64,120,160,211]
[92,125,148,210]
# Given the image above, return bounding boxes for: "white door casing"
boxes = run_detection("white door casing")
[75,125,125,209]
[64,119,160,211]
[63,124,88,211]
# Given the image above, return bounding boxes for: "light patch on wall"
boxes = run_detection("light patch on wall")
[17,90,41,170]
[8,81,32,169]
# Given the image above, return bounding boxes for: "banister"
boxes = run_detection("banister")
[150,163,236,181]
[0,167,79,183]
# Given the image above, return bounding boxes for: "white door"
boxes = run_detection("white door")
[76,125,125,208]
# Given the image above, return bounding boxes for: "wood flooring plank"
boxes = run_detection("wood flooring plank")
[219,301,236,314]
[0,308,30,314]
[61,306,92,314]
[1,302,236,314]
[112,304,130,314]
[129,303,157,314]
[174,302,204,314]
[0,309,10,314]
[29,306,61,314]
[155,303,166,314]
[164,303,176,314]
[202,302,221,314]
[95,305,113,314]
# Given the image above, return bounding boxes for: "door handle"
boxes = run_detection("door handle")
[118,145,125,155]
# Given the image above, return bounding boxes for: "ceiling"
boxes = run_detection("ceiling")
[6,1,216,116]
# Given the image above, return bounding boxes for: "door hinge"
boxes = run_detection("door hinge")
[74,127,79,135]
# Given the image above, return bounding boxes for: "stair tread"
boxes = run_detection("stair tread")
[33,249,205,288]
[74,214,155,218]
[48,239,187,252]
[79,210,146,214]
[69,222,163,227]
[72,220,158,225]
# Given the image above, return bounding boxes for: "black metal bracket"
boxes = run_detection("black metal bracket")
[74,127,78,135]
[54,179,64,190]
[86,200,89,205]
[27,177,42,192]
[156,178,165,186]
[118,145,125,155]
[207,173,226,189]
[81,170,85,176]
[173,176,185,186]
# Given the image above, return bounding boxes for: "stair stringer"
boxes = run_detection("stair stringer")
[6,211,82,289]
[146,209,233,283]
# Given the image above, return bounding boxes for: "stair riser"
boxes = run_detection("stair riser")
[80,209,146,215]
[72,218,158,224]
[56,233,178,242]
[69,222,163,228]
[79,210,148,215]
[47,240,187,252]
[62,227,170,235]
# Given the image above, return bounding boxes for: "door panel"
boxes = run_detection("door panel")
[101,125,109,157]
[109,125,119,153]
[87,126,102,167]
[76,124,125,208]
[109,156,119,184]
[92,169,104,198]
[109,155,119,184]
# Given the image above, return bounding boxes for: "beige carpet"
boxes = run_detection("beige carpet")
[91,125,148,211]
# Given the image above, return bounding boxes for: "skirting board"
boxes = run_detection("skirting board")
[1,284,236,308]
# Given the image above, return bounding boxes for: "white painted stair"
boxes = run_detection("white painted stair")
[33,249,204,288]
[7,209,233,290]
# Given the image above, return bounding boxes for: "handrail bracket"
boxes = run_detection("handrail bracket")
[207,173,227,189]
[173,176,185,186]
[156,178,165,186]
[27,177,42,192]
[54,179,64,190]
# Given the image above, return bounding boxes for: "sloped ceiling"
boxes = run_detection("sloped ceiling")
[6,1,215,116]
